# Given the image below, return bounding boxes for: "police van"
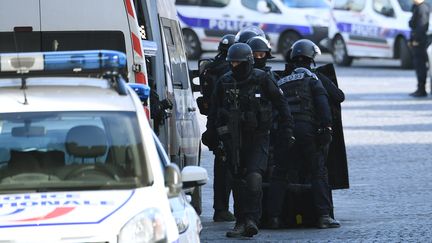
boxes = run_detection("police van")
[176,0,331,59]
[0,50,209,243]
[133,0,203,214]
[327,0,432,68]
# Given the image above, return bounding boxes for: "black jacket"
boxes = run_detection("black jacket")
[409,2,430,44]
[208,68,294,133]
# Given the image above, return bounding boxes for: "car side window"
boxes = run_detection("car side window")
[333,0,365,12]
[176,0,200,5]
[200,0,230,7]
[241,0,280,13]
[373,0,395,17]
[241,0,258,10]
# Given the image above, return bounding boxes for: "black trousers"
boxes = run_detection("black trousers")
[412,43,428,91]
[229,132,269,223]
[213,155,233,212]
[267,121,332,217]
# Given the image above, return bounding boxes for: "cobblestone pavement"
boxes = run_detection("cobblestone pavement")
[193,57,432,242]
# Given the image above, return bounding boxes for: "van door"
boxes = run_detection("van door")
[159,17,201,167]
[0,0,41,52]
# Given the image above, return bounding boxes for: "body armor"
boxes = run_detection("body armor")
[277,67,317,123]
[217,72,273,134]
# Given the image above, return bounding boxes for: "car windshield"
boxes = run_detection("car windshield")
[281,0,330,8]
[0,111,148,192]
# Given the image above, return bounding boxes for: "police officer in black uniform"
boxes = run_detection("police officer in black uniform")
[266,39,341,229]
[246,36,279,81]
[207,43,294,238]
[409,0,430,97]
[200,34,237,222]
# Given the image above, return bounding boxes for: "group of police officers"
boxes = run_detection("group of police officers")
[199,27,344,238]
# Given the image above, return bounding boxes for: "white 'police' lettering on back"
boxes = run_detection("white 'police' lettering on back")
[277,73,304,86]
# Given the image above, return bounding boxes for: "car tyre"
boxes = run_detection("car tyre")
[399,38,413,69]
[182,29,202,60]
[278,31,301,58]
[332,36,353,67]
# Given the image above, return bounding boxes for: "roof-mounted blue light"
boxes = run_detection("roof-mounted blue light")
[0,50,126,74]
[128,83,151,101]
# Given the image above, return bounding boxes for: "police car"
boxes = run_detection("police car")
[176,0,331,59]
[327,0,432,68]
[0,50,207,243]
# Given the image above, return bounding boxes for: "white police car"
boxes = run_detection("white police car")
[176,0,331,59]
[327,0,432,68]
[0,50,206,243]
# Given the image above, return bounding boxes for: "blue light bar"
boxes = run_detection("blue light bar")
[0,50,126,74]
[128,83,150,101]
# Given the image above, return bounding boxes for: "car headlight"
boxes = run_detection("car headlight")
[171,194,190,234]
[119,208,167,243]
[306,15,328,27]
[173,209,190,234]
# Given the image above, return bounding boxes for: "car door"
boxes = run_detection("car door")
[367,0,401,57]
[331,0,371,57]
[159,17,201,167]
[0,0,41,53]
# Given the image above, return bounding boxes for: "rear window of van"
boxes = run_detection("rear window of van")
[0,31,126,54]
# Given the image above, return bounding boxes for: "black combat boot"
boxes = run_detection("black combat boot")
[409,89,427,97]
[265,217,281,229]
[317,215,341,229]
[213,210,236,222]
[242,219,259,237]
[226,221,245,238]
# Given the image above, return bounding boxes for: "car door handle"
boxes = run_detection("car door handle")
[237,15,244,19]
[188,107,196,112]
[222,14,230,18]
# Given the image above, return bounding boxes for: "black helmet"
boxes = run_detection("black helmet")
[235,30,259,43]
[246,36,274,59]
[235,26,266,43]
[290,39,321,61]
[226,43,254,64]
[218,34,236,52]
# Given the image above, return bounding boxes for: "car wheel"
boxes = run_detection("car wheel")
[399,38,413,69]
[332,36,353,66]
[191,186,202,215]
[278,31,301,58]
[182,29,202,60]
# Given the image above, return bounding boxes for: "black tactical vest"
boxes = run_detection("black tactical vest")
[219,73,273,132]
[277,68,316,123]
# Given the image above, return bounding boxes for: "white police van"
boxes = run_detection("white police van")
[0,50,207,242]
[327,0,432,68]
[176,0,331,59]
[133,0,203,215]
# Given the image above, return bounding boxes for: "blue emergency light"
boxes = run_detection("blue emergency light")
[0,50,126,74]
[128,83,151,101]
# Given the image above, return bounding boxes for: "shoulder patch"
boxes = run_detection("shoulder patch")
[277,73,305,86]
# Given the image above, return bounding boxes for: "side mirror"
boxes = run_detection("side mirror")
[142,40,158,57]
[165,163,183,198]
[181,166,208,189]
[257,0,270,14]
[128,83,150,102]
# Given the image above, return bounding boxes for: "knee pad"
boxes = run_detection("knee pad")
[246,172,262,192]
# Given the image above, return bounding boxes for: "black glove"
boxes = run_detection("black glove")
[317,127,332,146]
[202,129,217,151]
[277,129,296,148]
